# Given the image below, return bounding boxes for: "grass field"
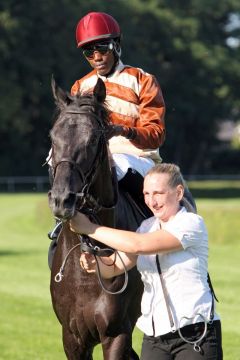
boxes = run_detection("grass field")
[0,192,239,359]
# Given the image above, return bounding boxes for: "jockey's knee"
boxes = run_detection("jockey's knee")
[111,153,154,181]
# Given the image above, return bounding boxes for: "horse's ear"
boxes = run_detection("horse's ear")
[51,75,72,108]
[93,78,106,103]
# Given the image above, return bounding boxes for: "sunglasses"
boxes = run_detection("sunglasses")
[82,42,114,59]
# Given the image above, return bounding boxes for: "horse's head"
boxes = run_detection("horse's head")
[48,77,111,221]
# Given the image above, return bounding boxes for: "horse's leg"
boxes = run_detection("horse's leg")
[101,332,135,360]
[62,327,94,360]
[98,315,140,360]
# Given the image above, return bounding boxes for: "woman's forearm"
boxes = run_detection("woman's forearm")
[70,213,182,254]
[86,223,143,254]
[70,213,143,253]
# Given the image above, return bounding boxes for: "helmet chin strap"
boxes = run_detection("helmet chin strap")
[114,42,121,58]
[112,39,122,60]
[102,40,121,77]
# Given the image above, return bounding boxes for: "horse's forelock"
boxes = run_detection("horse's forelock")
[74,94,110,126]
[53,92,109,130]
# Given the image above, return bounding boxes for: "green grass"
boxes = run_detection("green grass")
[0,193,239,359]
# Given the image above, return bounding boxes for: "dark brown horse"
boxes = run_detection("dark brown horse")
[48,78,144,359]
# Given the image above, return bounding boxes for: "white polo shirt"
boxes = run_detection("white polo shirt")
[136,207,220,337]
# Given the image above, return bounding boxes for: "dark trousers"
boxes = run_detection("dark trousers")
[140,320,223,360]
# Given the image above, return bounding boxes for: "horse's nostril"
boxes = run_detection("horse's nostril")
[63,193,76,209]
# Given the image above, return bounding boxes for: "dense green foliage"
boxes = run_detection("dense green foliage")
[1,0,240,176]
[0,193,239,359]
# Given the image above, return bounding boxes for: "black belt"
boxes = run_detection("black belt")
[157,320,219,341]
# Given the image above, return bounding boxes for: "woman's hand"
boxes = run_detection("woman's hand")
[70,212,94,235]
[79,253,116,274]
[79,253,96,273]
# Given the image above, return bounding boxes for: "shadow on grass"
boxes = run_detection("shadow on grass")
[0,249,35,257]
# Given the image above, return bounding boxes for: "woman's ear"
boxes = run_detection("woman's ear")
[176,185,184,201]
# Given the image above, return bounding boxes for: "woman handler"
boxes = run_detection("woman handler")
[70,163,223,360]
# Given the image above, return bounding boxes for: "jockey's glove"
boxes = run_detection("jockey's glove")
[106,125,137,140]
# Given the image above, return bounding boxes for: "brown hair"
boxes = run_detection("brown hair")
[145,163,185,189]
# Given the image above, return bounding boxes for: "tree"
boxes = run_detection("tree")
[0,0,240,176]
[120,0,240,174]
[0,0,92,175]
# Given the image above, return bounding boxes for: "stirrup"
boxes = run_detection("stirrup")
[48,221,62,240]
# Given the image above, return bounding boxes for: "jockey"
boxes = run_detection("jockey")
[48,11,166,240]
[72,12,165,179]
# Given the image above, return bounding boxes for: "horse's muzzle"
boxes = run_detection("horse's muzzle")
[48,190,77,220]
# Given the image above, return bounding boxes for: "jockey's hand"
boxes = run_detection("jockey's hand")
[79,253,96,273]
[106,124,137,140]
[106,125,125,139]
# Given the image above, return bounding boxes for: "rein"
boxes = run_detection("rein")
[54,230,129,295]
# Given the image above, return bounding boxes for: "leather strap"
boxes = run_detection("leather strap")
[156,255,175,329]
[80,234,115,257]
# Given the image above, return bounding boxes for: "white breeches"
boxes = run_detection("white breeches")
[112,153,155,180]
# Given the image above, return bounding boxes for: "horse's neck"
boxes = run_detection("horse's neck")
[92,162,117,227]
[90,156,116,225]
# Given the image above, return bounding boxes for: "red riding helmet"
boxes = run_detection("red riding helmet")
[76,12,121,48]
